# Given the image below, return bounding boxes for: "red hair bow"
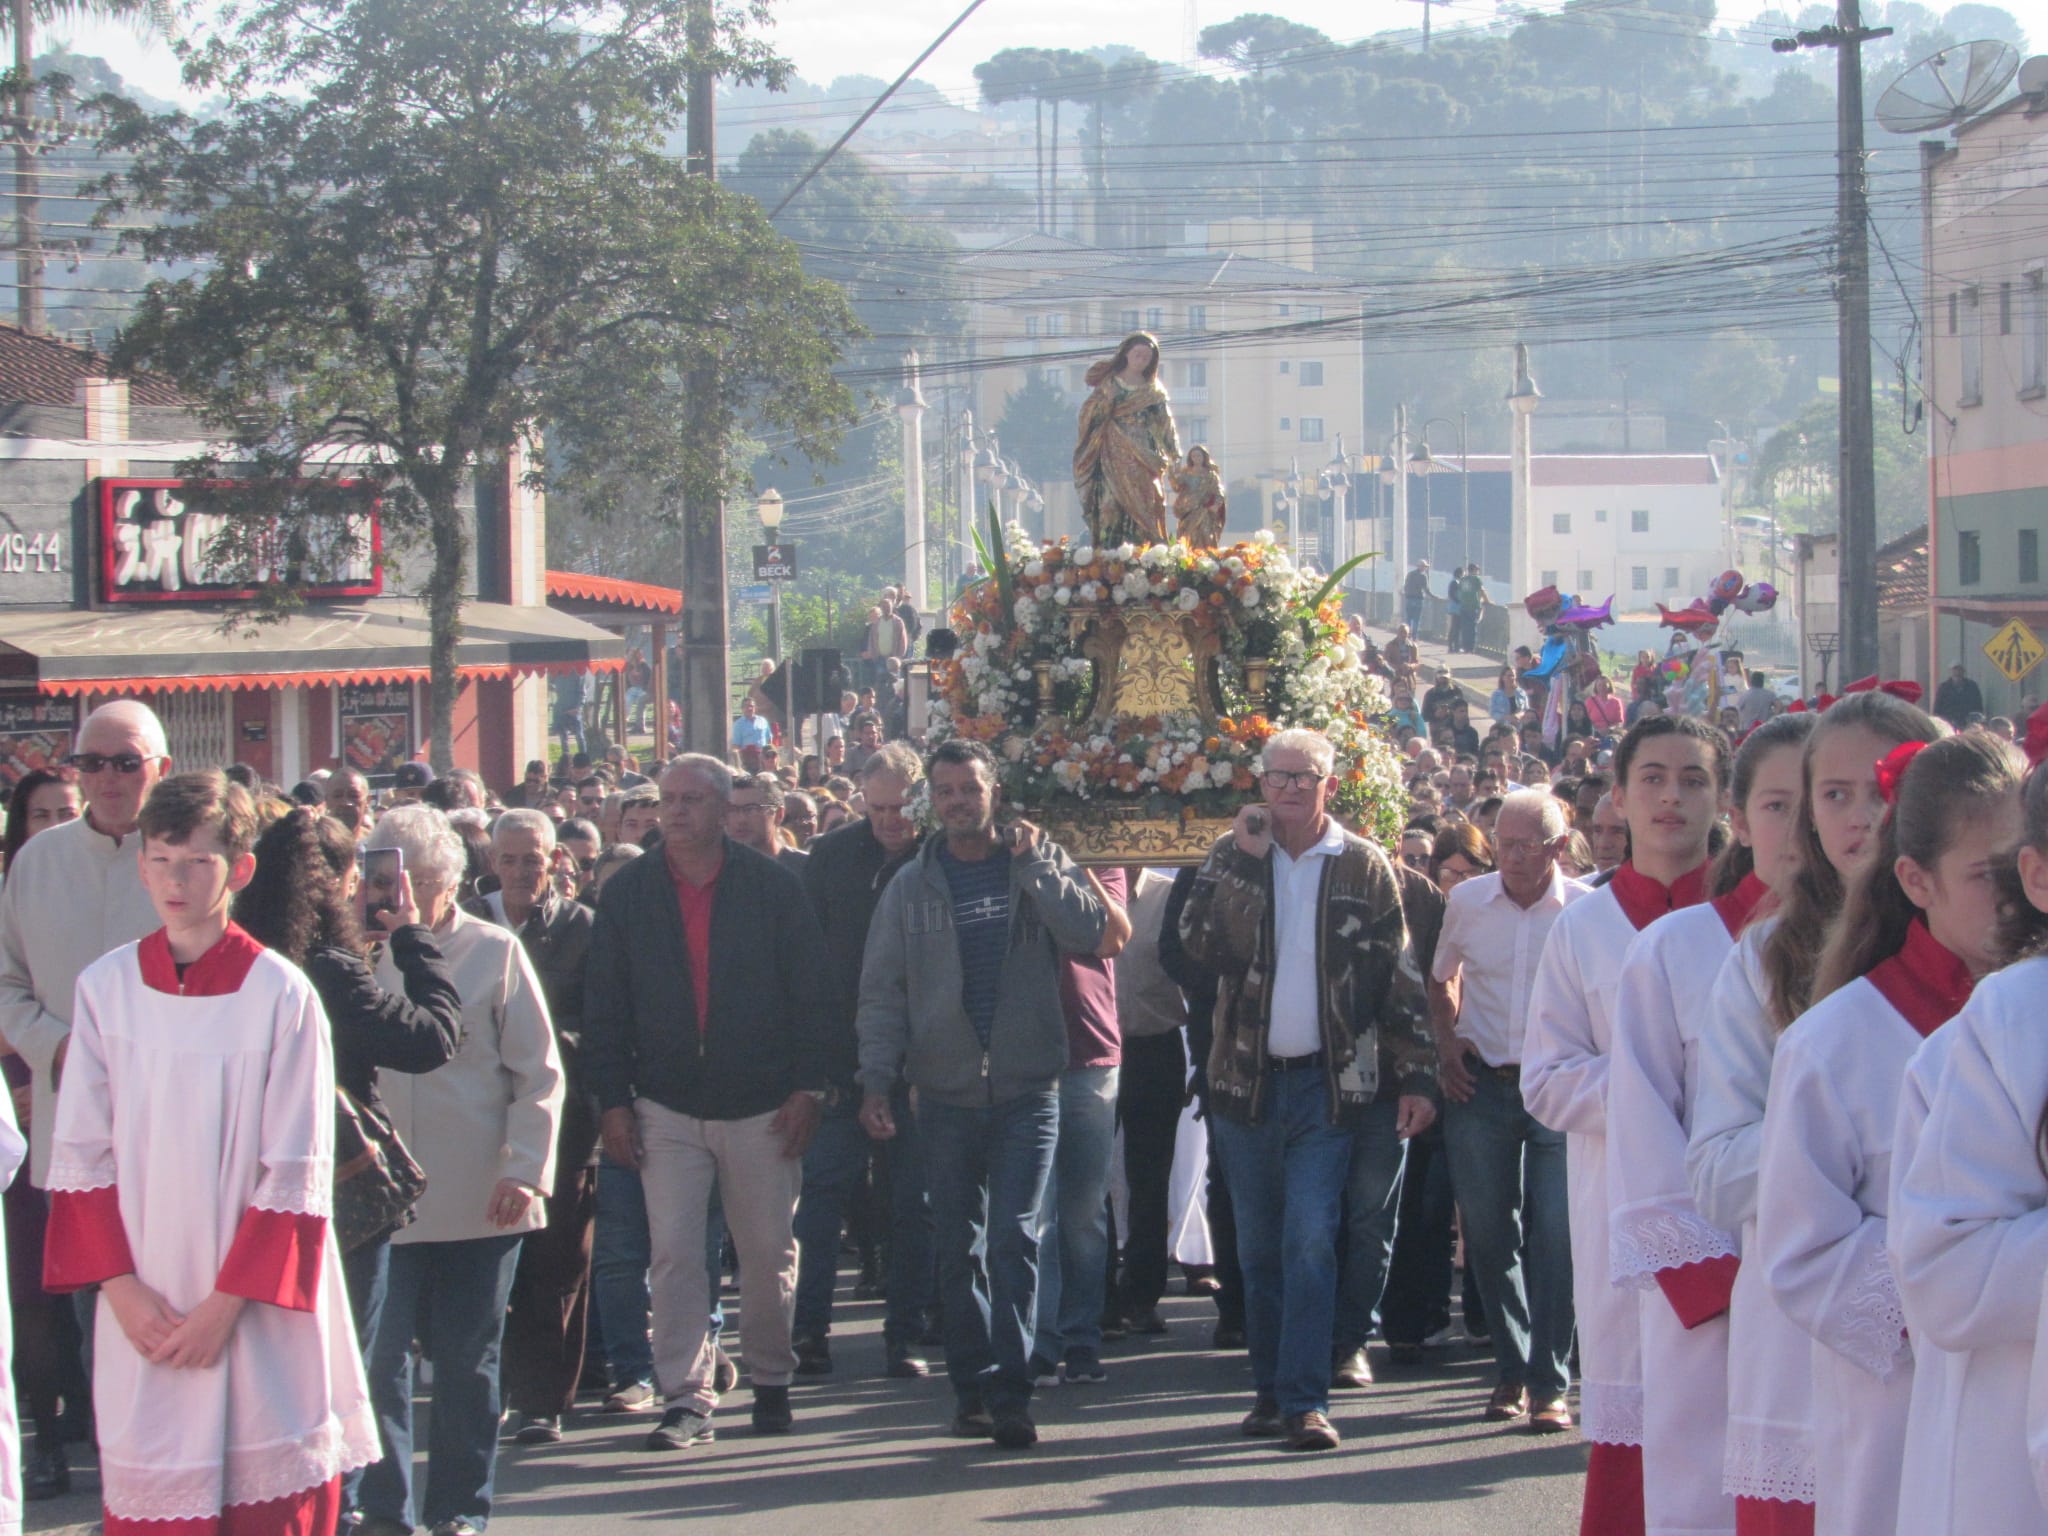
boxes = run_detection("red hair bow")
[1788,693,1837,715]
[1843,675,1926,706]
[2026,700,2048,769]
[1874,739,1929,804]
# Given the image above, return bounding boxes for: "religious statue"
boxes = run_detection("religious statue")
[1073,332,1179,547]
[1169,445,1227,547]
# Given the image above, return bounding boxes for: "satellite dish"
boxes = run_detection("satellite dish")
[2019,55,2048,97]
[1876,40,2021,134]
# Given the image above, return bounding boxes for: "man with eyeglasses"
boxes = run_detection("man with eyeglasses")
[467,807,598,1447]
[1429,788,1587,1430]
[725,774,805,870]
[1178,728,1435,1454]
[0,700,169,1189]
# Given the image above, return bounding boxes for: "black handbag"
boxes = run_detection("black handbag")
[333,1087,427,1253]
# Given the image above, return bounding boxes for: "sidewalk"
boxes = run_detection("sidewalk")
[1354,616,1503,710]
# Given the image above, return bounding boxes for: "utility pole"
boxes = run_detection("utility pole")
[677,0,728,756]
[11,0,43,334]
[1775,0,1892,682]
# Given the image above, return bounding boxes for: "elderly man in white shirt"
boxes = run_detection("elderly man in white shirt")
[1430,788,1588,1430]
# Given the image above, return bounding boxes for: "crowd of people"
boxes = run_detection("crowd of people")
[0,620,2040,1536]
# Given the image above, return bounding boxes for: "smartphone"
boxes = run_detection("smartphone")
[1244,810,1268,838]
[361,845,404,920]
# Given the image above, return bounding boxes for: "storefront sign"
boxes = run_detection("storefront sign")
[338,683,413,777]
[99,478,383,604]
[0,696,78,787]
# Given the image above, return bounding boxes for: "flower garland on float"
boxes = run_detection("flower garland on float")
[928,523,1409,846]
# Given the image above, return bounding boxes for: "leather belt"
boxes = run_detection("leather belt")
[1267,1051,1326,1073]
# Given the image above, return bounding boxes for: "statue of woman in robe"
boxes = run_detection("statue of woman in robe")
[1169,444,1227,547]
[1072,332,1179,547]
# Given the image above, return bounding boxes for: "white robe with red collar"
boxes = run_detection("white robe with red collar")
[42,926,379,1526]
[0,1084,25,1536]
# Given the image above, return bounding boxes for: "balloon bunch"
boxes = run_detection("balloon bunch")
[1655,569,1777,644]
[1519,583,1614,685]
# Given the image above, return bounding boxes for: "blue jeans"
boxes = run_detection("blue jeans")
[1439,1059,1574,1398]
[1035,1064,1119,1362]
[592,1154,724,1391]
[361,1233,523,1531]
[919,1088,1059,1417]
[1333,1095,1409,1357]
[793,1089,932,1348]
[1209,1068,1355,1416]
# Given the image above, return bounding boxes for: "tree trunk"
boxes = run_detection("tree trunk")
[423,484,470,771]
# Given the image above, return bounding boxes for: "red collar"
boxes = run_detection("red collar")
[1867,919,1975,1037]
[1710,871,1771,941]
[136,923,264,997]
[1609,859,1711,932]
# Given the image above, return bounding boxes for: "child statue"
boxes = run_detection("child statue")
[1169,445,1227,547]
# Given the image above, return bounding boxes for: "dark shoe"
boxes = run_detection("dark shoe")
[1331,1347,1374,1389]
[1126,1305,1168,1335]
[512,1413,562,1444]
[793,1334,833,1377]
[1240,1396,1284,1437]
[885,1346,929,1379]
[603,1380,658,1414]
[430,1521,483,1536]
[645,1405,715,1450]
[1385,1340,1426,1367]
[852,1277,882,1301]
[752,1385,793,1434]
[1212,1324,1248,1351]
[1283,1410,1340,1452]
[1028,1353,1062,1388]
[1528,1395,1573,1434]
[355,1518,413,1536]
[1485,1383,1530,1423]
[1099,1310,1129,1340]
[1184,1267,1221,1296]
[951,1404,995,1438]
[1062,1348,1106,1384]
[24,1440,68,1500]
[713,1346,740,1396]
[991,1410,1038,1449]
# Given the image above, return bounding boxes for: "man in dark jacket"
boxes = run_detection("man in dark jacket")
[466,808,597,1446]
[1933,662,1985,729]
[584,755,832,1450]
[791,742,932,1379]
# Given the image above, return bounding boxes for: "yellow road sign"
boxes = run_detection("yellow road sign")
[1982,617,2045,683]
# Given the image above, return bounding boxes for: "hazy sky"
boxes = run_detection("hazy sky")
[57,0,1783,110]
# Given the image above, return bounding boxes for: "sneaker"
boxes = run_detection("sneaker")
[1098,1312,1129,1341]
[1029,1353,1062,1388]
[1062,1348,1107,1385]
[1240,1396,1284,1437]
[885,1345,930,1379]
[793,1334,833,1377]
[1212,1324,1248,1351]
[1331,1347,1373,1389]
[512,1413,562,1444]
[1528,1395,1573,1434]
[1422,1325,1457,1349]
[430,1521,483,1536]
[603,1381,658,1414]
[1126,1305,1168,1335]
[991,1410,1038,1449]
[1282,1410,1340,1452]
[645,1405,715,1450]
[752,1385,793,1434]
[713,1346,740,1396]
[1484,1383,1530,1423]
[1385,1340,1426,1367]
[23,1440,68,1500]
[950,1404,996,1438]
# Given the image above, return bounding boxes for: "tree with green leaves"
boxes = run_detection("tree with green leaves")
[96,0,859,766]
[995,372,1075,493]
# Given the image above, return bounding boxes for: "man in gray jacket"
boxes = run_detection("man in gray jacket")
[856,739,1107,1450]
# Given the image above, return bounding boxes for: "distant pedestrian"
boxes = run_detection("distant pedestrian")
[1932,662,1984,730]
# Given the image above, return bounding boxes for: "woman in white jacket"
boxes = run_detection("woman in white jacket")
[1755,732,2024,1536]
[1892,756,2048,1533]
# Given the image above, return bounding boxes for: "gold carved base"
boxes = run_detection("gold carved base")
[1034,801,1233,868]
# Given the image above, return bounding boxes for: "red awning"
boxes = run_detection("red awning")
[545,570,682,615]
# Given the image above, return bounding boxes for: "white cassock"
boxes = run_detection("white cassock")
[44,927,379,1530]
[1890,956,2048,1536]
[1609,889,1759,1536]
[0,1083,24,1536]
[1755,921,1973,1536]
[1686,917,1818,1511]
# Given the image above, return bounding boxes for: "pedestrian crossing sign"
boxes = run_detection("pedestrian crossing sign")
[1983,617,2045,683]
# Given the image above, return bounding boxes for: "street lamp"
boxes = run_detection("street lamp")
[757,488,794,744]
[1320,438,1351,584]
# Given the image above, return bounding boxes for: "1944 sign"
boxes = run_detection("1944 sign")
[99,478,383,604]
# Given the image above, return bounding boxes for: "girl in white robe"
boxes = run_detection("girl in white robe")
[0,1086,23,1536]
[1525,715,1726,1535]
[1686,688,1940,1536]
[1891,756,2048,1534]
[1607,714,1810,1536]
[1756,732,2024,1536]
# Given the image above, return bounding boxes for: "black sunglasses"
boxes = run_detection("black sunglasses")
[64,752,148,775]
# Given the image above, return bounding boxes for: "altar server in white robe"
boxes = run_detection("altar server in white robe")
[1525,714,1726,1536]
[1687,688,1940,1536]
[41,773,378,1536]
[1756,732,2023,1536]
[1608,714,1810,1536]
[1893,757,2048,1535]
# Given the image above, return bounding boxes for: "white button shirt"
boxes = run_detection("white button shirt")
[1266,817,1348,1058]
[1431,866,1589,1067]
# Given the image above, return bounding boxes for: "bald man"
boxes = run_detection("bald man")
[0,700,170,1184]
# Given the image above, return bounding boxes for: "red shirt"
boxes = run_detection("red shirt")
[668,853,722,1036]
